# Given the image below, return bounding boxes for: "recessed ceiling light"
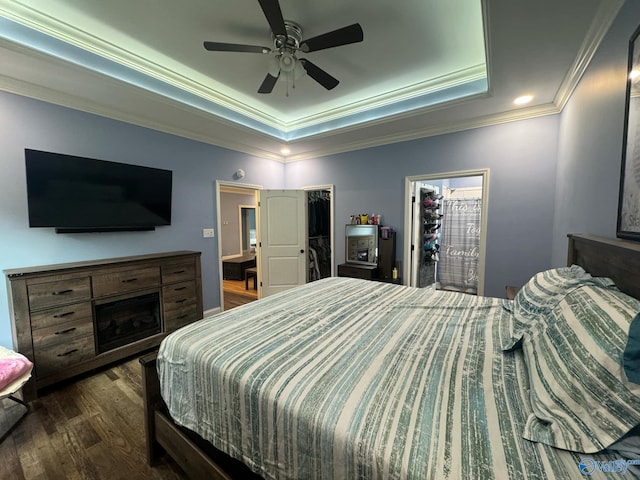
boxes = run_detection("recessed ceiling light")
[514,95,533,105]
[630,70,640,81]
[280,147,291,155]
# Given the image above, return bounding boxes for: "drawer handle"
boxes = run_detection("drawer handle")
[121,278,138,283]
[53,311,75,318]
[57,349,78,357]
[55,327,77,335]
[176,298,187,304]
[174,286,187,291]
[173,270,186,274]
[177,314,188,320]
[52,289,73,295]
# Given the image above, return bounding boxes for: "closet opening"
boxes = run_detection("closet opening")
[403,170,489,295]
[303,186,334,282]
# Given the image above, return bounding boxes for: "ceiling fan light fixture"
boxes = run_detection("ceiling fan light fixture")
[293,59,305,80]
[268,56,280,77]
[279,52,296,73]
[203,3,363,95]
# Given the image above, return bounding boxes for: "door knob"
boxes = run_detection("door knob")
[300,249,305,254]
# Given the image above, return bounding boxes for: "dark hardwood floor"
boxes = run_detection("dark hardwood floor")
[0,356,187,480]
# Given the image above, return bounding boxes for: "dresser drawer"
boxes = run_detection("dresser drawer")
[161,261,195,284]
[34,333,95,378]
[162,280,196,304]
[93,267,160,297]
[164,303,199,332]
[28,277,91,311]
[33,318,94,348]
[31,302,92,330]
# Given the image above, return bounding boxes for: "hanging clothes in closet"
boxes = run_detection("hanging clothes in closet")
[308,191,331,281]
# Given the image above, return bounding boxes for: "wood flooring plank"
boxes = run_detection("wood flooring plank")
[1,358,187,480]
[0,413,26,480]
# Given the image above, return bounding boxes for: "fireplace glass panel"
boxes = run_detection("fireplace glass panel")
[94,292,161,353]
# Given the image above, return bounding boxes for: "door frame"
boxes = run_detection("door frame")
[402,169,490,295]
[216,181,263,311]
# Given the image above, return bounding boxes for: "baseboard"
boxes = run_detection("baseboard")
[203,307,221,317]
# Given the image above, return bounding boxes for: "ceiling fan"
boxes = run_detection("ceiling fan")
[203,0,363,94]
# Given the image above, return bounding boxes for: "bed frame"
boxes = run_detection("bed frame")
[140,233,640,479]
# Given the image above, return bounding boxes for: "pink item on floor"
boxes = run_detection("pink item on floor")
[0,356,33,391]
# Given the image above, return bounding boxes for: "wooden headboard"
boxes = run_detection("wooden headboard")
[568,234,640,300]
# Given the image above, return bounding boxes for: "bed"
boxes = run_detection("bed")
[140,234,640,479]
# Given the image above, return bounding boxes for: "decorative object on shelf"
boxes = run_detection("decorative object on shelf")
[618,23,640,241]
[349,213,381,225]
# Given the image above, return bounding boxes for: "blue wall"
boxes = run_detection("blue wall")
[552,0,640,264]
[285,116,561,297]
[0,92,284,348]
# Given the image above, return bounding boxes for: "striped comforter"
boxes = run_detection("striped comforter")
[158,277,637,479]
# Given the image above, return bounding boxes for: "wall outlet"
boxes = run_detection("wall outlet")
[202,228,214,238]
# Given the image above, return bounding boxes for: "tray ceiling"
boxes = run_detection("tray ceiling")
[0,0,624,161]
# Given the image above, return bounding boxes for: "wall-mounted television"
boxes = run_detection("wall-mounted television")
[25,149,173,233]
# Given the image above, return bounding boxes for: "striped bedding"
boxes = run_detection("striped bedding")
[157,277,639,479]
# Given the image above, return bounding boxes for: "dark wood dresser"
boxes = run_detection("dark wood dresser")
[4,251,203,401]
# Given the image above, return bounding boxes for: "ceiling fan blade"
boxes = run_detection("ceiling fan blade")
[258,0,287,37]
[203,41,271,54]
[299,59,339,90]
[258,72,280,94]
[300,23,363,53]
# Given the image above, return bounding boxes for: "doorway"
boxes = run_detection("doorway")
[403,169,489,295]
[303,185,334,281]
[216,183,335,309]
[217,182,262,311]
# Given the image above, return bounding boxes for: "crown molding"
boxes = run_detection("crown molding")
[0,68,287,163]
[0,59,561,165]
[554,0,624,110]
[0,3,286,129]
[283,64,487,132]
[281,102,561,162]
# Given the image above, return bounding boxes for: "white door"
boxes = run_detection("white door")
[258,190,307,297]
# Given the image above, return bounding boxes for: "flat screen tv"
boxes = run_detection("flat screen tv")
[25,149,172,233]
